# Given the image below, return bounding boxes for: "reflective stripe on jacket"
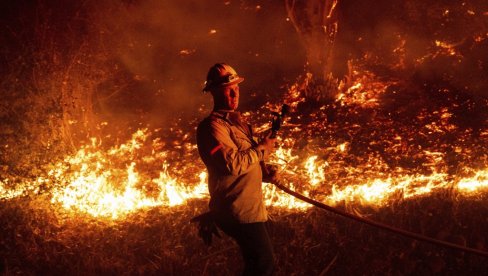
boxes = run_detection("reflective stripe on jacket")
[196,110,268,223]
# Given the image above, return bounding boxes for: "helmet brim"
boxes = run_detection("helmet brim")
[203,76,244,92]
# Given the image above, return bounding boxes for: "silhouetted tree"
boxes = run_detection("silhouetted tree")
[285,0,340,99]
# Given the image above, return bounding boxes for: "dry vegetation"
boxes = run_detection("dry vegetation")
[1,192,487,274]
[1,77,486,274]
[1,0,487,275]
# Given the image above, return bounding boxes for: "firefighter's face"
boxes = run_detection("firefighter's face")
[212,83,239,110]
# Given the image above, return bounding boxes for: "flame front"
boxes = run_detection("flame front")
[1,126,487,219]
[31,130,209,219]
[1,66,486,220]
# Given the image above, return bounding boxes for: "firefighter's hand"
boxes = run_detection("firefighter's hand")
[262,164,280,184]
[257,133,276,159]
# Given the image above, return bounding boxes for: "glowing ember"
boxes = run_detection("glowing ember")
[1,125,487,218]
[435,40,458,56]
[336,71,390,107]
[1,67,486,220]
[0,180,26,200]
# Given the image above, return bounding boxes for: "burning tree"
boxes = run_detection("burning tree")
[0,0,487,274]
[285,0,341,101]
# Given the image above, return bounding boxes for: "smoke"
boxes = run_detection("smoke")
[0,0,307,171]
[1,0,486,158]
[88,0,305,126]
[334,0,488,109]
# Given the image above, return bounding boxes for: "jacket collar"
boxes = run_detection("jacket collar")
[211,109,239,122]
[211,110,252,137]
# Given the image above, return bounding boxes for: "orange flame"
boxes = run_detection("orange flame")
[2,127,487,218]
[1,67,487,219]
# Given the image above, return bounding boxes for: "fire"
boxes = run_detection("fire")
[304,156,327,187]
[1,125,487,219]
[325,172,450,205]
[264,148,488,209]
[264,182,310,209]
[435,40,458,56]
[0,129,209,219]
[0,179,27,200]
[458,170,488,193]
[1,66,486,220]
[330,179,392,204]
[336,71,390,108]
[51,161,164,219]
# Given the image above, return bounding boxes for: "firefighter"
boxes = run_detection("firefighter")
[196,63,276,275]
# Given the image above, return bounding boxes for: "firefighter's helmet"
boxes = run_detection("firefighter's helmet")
[203,63,244,92]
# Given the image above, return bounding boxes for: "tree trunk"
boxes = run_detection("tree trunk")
[285,0,339,81]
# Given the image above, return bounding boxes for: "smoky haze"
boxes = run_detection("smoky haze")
[1,0,486,153]
[90,0,305,127]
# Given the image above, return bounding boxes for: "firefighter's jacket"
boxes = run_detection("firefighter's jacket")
[196,110,268,223]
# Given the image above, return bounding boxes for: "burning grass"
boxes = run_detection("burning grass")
[1,64,487,273]
[1,1,487,271]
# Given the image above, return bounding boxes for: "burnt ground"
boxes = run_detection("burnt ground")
[1,192,487,275]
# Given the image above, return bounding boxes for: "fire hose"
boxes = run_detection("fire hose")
[266,104,488,258]
[191,105,488,257]
[271,179,488,258]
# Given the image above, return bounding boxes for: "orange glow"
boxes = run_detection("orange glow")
[458,170,488,193]
[2,125,487,218]
[1,68,486,220]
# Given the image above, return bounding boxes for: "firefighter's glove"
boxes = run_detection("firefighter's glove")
[257,133,276,160]
[190,212,221,246]
[262,164,280,184]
